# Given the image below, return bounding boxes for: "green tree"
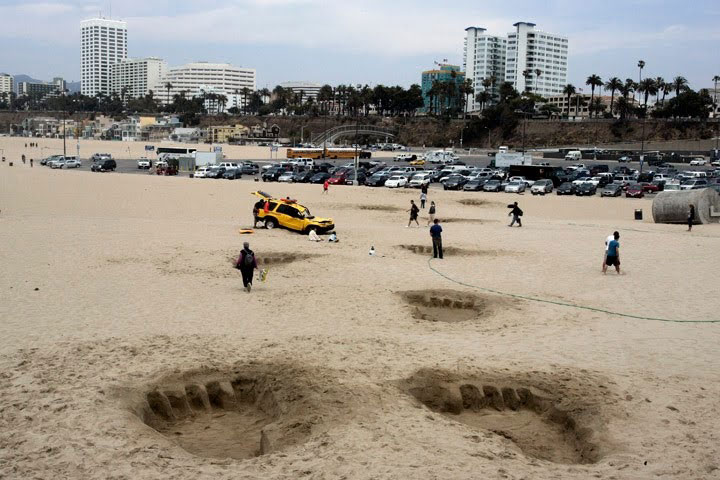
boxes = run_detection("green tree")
[637,78,658,116]
[672,76,688,97]
[585,74,602,118]
[562,84,576,117]
[604,77,623,116]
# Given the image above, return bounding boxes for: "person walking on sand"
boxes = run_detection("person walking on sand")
[430,218,443,259]
[407,200,420,227]
[603,232,621,275]
[236,242,258,292]
[30,158,33,168]
[420,191,427,209]
[688,204,695,231]
[427,201,436,226]
[603,232,615,271]
[322,179,329,194]
[508,202,523,227]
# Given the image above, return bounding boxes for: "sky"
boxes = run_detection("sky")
[0,0,718,91]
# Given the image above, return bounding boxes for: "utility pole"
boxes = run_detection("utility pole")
[354,112,359,185]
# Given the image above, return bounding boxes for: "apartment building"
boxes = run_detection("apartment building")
[279,81,322,102]
[157,62,256,105]
[420,64,466,113]
[0,73,14,94]
[463,27,507,111]
[505,22,568,97]
[18,78,65,98]
[81,18,128,96]
[110,57,167,99]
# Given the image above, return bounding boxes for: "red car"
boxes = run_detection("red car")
[625,184,645,198]
[640,182,660,193]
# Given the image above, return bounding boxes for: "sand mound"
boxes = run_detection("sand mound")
[403,371,602,464]
[259,253,317,266]
[399,289,504,323]
[135,364,339,460]
[397,244,502,257]
[457,198,502,207]
[358,204,403,212]
[439,218,494,224]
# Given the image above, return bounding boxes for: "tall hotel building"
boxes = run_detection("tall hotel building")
[80,18,128,96]
[463,27,507,112]
[157,62,256,104]
[463,22,568,112]
[110,58,167,99]
[505,22,568,97]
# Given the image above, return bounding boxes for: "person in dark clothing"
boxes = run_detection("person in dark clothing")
[430,219,443,259]
[253,199,265,227]
[508,202,523,227]
[688,204,695,231]
[407,200,420,227]
[421,184,428,195]
[236,242,258,292]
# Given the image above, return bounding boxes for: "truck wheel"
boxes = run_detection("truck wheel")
[265,218,278,229]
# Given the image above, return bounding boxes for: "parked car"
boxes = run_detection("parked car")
[63,157,82,168]
[689,158,707,166]
[262,166,287,182]
[137,157,151,169]
[90,159,117,172]
[194,166,211,178]
[408,173,432,188]
[663,183,682,192]
[575,182,597,196]
[600,183,623,197]
[504,181,526,193]
[41,155,62,166]
[90,153,112,162]
[309,172,331,184]
[617,156,631,163]
[530,179,553,195]
[241,162,259,175]
[385,175,408,188]
[278,171,296,182]
[222,168,243,180]
[443,175,468,191]
[640,182,660,193]
[205,167,227,179]
[680,179,708,190]
[556,182,576,195]
[292,170,315,183]
[483,179,503,192]
[394,153,417,162]
[625,184,645,198]
[409,159,425,166]
[463,178,487,191]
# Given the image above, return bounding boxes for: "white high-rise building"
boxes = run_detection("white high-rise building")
[505,22,568,97]
[279,81,322,103]
[110,58,167,99]
[80,18,128,97]
[157,62,256,105]
[0,73,13,95]
[463,27,507,112]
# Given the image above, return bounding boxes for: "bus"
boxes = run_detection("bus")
[287,147,371,160]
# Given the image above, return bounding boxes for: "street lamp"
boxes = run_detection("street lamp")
[514,109,530,154]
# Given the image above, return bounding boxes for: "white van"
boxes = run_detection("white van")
[565,150,582,161]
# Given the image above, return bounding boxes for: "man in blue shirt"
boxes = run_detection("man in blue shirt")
[430,219,443,259]
[603,231,621,274]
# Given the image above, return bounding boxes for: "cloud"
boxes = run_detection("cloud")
[14,2,74,15]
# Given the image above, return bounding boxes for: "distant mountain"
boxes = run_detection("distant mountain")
[11,74,80,93]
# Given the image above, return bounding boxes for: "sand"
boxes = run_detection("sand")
[1,141,720,479]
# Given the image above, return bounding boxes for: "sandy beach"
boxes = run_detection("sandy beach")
[1,143,719,479]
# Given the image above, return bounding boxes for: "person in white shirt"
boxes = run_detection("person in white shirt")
[603,233,616,271]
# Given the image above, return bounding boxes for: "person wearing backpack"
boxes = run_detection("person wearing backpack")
[508,202,523,227]
[236,242,258,292]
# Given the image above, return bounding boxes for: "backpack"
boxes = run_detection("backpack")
[244,251,255,267]
[517,209,523,217]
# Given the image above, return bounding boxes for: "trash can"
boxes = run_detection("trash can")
[8,162,13,166]
[634,209,643,220]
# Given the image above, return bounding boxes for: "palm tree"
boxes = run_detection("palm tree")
[637,78,658,116]
[241,87,251,115]
[637,60,645,102]
[164,82,173,106]
[217,94,228,113]
[604,77,623,116]
[562,84,576,118]
[475,91,491,113]
[459,79,473,118]
[672,76,688,97]
[654,77,665,105]
[660,81,672,105]
[585,74,602,118]
[534,69,542,94]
